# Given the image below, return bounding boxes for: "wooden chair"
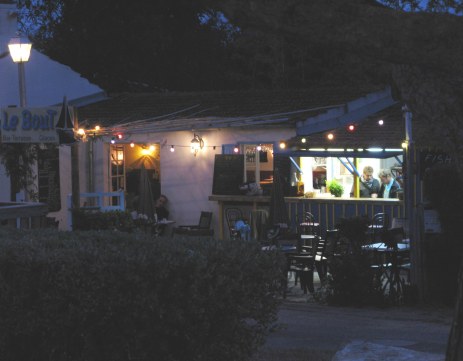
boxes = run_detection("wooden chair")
[171,211,214,239]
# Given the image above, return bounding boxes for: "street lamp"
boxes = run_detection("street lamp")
[8,35,32,107]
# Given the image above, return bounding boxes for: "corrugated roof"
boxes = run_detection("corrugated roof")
[287,104,404,150]
[76,85,387,131]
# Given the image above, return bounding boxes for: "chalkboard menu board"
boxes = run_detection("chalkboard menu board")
[38,147,61,211]
[273,155,291,196]
[212,154,244,195]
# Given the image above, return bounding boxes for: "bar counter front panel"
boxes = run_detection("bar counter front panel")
[209,195,404,240]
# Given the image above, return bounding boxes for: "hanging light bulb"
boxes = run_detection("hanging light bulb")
[233,145,239,153]
[347,124,355,132]
[170,145,175,152]
[130,142,135,148]
[327,133,334,140]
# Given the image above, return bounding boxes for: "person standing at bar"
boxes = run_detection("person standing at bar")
[351,166,380,198]
[378,169,401,198]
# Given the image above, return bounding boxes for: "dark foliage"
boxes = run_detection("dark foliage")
[72,209,136,232]
[423,165,463,302]
[321,216,385,306]
[0,228,285,361]
[0,143,38,201]
[17,0,394,92]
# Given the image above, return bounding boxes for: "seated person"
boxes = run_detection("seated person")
[154,194,169,235]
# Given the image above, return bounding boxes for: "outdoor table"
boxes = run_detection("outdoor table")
[152,219,175,236]
[362,242,410,301]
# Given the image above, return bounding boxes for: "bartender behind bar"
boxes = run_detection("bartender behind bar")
[351,166,381,198]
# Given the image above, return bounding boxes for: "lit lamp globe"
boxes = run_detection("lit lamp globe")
[8,36,32,63]
[8,36,32,107]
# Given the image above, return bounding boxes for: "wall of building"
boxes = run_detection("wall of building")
[0,3,103,213]
[53,126,295,233]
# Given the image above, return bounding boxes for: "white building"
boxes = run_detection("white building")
[0,1,104,202]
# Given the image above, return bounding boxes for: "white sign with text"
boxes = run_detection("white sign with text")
[0,107,63,143]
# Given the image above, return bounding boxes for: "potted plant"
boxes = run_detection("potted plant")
[327,179,344,197]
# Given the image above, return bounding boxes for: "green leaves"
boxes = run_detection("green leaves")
[0,229,284,361]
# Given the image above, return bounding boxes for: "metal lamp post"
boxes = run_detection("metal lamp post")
[8,35,32,107]
[8,36,32,203]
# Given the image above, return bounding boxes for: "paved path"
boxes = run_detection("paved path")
[259,280,454,360]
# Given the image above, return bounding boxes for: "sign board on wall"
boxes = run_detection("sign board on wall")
[419,150,453,177]
[0,106,69,143]
[37,147,61,212]
[212,155,244,195]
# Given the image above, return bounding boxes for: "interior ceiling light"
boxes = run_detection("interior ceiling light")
[378,119,384,126]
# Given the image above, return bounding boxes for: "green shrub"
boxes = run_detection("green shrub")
[72,209,135,232]
[0,228,285,361]
[326,179,344,197]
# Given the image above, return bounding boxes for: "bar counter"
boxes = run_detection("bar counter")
[209,194,404,240]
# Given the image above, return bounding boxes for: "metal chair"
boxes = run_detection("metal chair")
[299,212,320,253]
[299,212,321,236]
[367,212,390,243]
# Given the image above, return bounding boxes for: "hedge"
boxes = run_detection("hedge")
[0,228,286,361]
